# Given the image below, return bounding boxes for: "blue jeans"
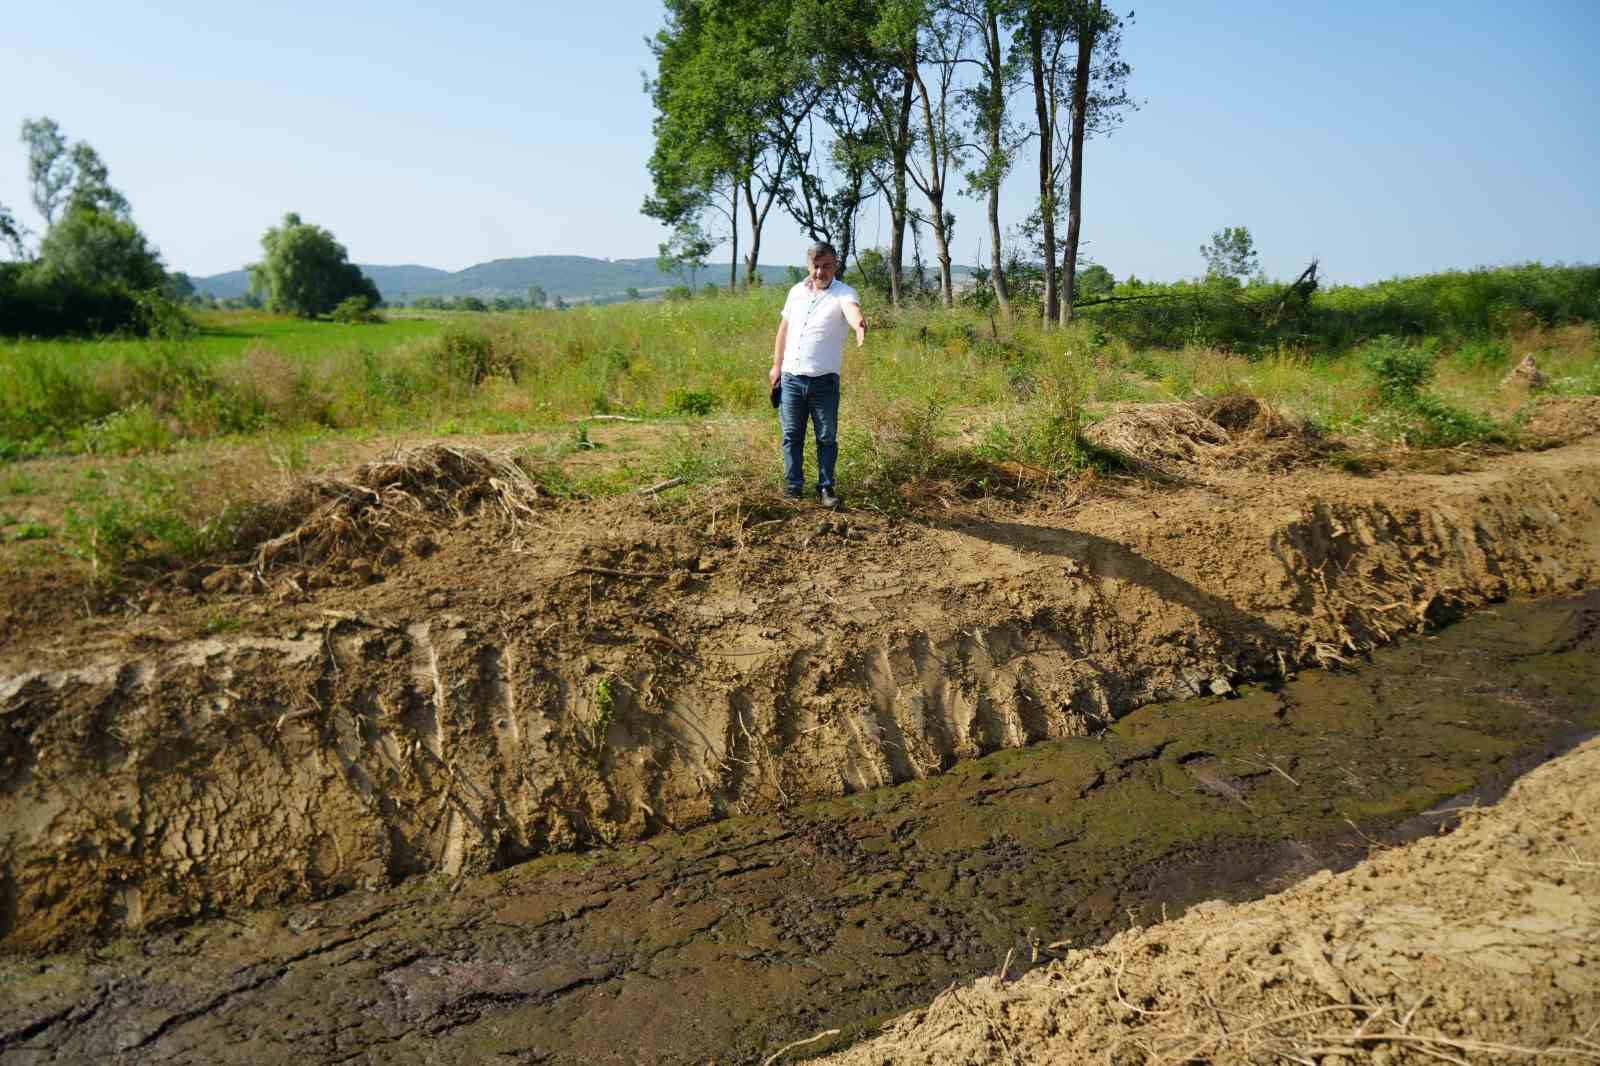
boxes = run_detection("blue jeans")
[779,372,839,494]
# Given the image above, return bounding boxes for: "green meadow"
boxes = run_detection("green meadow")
[1,263,1597,583]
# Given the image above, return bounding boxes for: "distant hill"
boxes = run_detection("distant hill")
[191,256,799,304]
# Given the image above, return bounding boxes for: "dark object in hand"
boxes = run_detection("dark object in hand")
[770,383,782,409]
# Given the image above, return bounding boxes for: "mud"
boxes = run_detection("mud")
[2,442,1600,952]
[2,590,1599,1064]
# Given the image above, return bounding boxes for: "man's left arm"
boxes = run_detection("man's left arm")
[842,300,867,347]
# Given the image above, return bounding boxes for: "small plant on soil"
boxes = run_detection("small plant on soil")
[591,676,618,758]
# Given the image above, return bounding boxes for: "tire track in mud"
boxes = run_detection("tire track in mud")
[3,590,1599,1064]
[1,446,1599,951]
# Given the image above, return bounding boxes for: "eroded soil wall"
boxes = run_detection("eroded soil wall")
[2,591,1598,1064]
[2,444,1599,950]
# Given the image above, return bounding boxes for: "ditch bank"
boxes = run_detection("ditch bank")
[2,590,1598,1064]
[2,435,1600,952]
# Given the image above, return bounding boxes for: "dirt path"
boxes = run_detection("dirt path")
[819,735,1600,1066]
[3,432,1600,951]
[1,592,1596,1065]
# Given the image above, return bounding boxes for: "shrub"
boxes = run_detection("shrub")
[330,295,383,324]
[429,325,521,386]
[1362,336,1435,405]
[666,388,718,416]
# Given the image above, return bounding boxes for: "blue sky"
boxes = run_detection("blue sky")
[2,1,1595,284]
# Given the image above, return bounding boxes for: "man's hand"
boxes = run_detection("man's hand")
[769,364,781,389]
[844,303,868,347]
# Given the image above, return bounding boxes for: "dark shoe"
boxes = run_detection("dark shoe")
[784,487,804,500]
[819,488,840,509]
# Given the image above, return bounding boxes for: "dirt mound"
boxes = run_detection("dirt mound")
[1521,395,1600,447]
[3,440,1600,951]
[821,736,1600,1065]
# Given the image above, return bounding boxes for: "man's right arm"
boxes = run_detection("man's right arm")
[770,318,788,388]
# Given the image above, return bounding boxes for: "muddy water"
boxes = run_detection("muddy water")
[4,592,1599,1065]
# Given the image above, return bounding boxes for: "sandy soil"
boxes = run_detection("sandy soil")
[3,400,1600,951]
[819,736,1600,1066]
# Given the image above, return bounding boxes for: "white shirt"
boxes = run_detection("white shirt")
[780,279,859,377]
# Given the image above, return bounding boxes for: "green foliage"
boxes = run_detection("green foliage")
[1361,336,1506,447]
[666,387,718,415]
[849,248,892,299]
[20,117,72,226]
[1080,263,1600,355]
[330,295,383,324]
[1200,226,1259,283]
[1076,263,1115,299]
[657,219,715,293]
[64,463,261,584]
[590,675,618,756]
[428,324,522,387]
[249,213,381,318]
[1362,336,1435,404]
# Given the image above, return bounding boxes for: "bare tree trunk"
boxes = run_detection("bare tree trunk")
[983,7,1011,320]
[913,66,956,309]
[1060,8,1096,325]
[930,212,953,308]
[1029,16,1059,327]
[728,183,739,292]
[886,61,915,308]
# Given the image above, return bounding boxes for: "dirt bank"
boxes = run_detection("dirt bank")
[3,432,1600,951]
[820,735,1600,1066]
[1,592,1596,1065]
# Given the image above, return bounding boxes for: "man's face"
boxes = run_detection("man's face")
[808,254,838,289]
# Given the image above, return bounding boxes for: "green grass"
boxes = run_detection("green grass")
[0,263,1594,584]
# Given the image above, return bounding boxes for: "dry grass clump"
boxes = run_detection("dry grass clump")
[249,444,546,576]
[1081,403,1229,477]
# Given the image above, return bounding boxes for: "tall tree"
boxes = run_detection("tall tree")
[35,207,165,291]
[657,218,716,293]
[777,86,881,272]
[1200,225,1259,283]
[248,213,380,318]
[19,118,72,227]
[65,142,130,220]
[1021,0,1064,323]
[909,4,970,307]
[645,0,810,289]
[1058,1,1133,324]
[791,0,922,307]
[950,0,1020,319]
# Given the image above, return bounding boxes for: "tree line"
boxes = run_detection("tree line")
[1,119,381,335]
[643,0,1135,324]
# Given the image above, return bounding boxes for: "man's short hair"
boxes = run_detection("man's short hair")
[806,241,839,265]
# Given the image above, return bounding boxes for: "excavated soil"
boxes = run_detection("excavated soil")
[1,590,1597,1064]
[822,736,1600,1066]
[3,416,1600,952]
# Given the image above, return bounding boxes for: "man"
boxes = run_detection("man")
[770,242,868,507]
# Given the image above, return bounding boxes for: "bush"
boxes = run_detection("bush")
[429,325,521,387]
[666,387,718,416]
[1362,336,1436,404]
[331,295,383,324]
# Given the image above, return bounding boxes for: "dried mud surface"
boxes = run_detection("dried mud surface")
[2,434,1600,952]
[822,735,1600,1066]
[1,591,1597,1065]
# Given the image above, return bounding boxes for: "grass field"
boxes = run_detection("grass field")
[1,263,1596,588]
